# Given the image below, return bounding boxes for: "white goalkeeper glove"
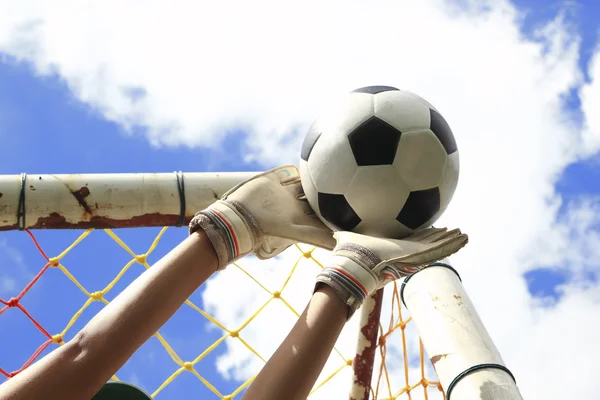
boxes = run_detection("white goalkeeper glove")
[316,228,468,318]
[189,165,336,270]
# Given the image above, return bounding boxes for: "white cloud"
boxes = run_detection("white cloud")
[530,197,600,277]
[580,45,600,152]
[1,0,600,399]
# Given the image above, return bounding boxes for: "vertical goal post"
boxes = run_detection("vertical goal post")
[0,171,523,399]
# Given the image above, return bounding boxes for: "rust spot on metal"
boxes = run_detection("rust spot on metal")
[352,289,384,400]
[34,212,67,228]
[0,213,193,230]
[29,185,36,191]
[0,224,18,231]
[453,295,462,300]
[70,186,93,216]
[430,353,449,367]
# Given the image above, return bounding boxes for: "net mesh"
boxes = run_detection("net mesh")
[0,227,444,399]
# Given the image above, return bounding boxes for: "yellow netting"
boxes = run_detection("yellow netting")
[0,227,444,399]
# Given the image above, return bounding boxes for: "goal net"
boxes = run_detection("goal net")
[0,171,514,399]
[0,227,443,399]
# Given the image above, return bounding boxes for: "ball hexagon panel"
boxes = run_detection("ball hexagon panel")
[396,187,441,230]
[320,91,375,144]
[299,159,321,212]
[345,165,410,221]
[300,119,322,162]
[373,90,431,133]
[393,129,448,191]
[348,117,402,166]
[318,192,361,231]
[419,151,460,228]
[402,90,439,112]
[430,108,458,154]
[436,151,460,219]
[307,129,358,194]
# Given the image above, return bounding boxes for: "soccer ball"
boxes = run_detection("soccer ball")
[299,85,459,239]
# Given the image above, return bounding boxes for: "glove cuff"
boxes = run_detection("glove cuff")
[315,250,380,320]
[189,200,262,270]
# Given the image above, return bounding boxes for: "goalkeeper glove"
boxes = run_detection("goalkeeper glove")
[316,228,468,318]
[189,165,335,270]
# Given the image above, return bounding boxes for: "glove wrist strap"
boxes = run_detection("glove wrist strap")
[314,277,361,320]
[315,254,379,320]
[189,200,261,270]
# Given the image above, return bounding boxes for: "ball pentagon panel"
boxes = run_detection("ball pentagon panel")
[348,117,402,166]
[396,187,441,230]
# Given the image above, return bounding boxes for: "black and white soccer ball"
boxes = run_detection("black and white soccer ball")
[299,85,459,239]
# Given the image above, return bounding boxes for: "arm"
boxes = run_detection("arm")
[0,165,334,400]
[0,231,218,400]
[244,228,469,400]
[242,284,347,400]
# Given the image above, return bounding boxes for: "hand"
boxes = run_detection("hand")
[315,227,468,318]
[189,165,335,269]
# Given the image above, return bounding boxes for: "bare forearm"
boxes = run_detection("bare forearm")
[0,231,218,400]
[75,232,218,370]
[242,285,347,400]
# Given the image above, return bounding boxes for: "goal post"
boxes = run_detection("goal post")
[0,172,256,230]
[401,264,523,399]
[0,171,522,399]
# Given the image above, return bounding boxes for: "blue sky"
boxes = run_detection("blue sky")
[0,0,599,399]
[0,58,251,397]
[515,0,600,301]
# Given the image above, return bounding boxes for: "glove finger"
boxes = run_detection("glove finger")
[283,175,307,202]
[394,232,468,267]
[279,174,317,216]
[429,233,468,262]
[280,175,302,186]
[255,239,295,259]
[295,192,323,218]
[295,189,321,217]
[296,191,307,201]
[278,166,301,186]
[433,228,463,242]
[295,224,336,250]
[275,165,300,181]
[222,165,299,199]
[407,227,448,242]
[419,227,462,244]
